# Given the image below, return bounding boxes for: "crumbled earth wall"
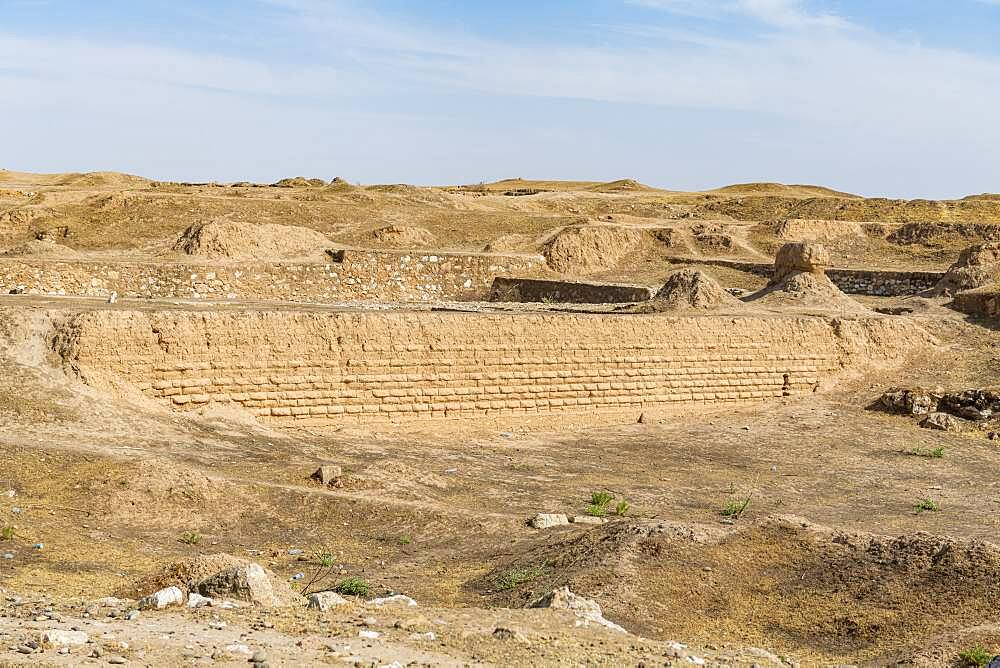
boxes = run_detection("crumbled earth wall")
[55,309,929,424]
[0,250,545,302]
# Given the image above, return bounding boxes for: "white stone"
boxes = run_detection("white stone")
[532,586,626,633]
[571,515,607,525]
[530,513,569,529]
[187,593,213,608]
[308,591,349,611]
[40,629,89,646]
[138,586,184,610]
[369,594,417,607]
[358,630,381,639]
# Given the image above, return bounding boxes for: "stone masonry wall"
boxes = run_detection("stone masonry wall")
[56,308,924,425]
[665,257,943,296]
[490,277,655,304]
[0,250,545,302]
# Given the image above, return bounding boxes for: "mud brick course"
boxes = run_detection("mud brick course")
[56,309,927,424]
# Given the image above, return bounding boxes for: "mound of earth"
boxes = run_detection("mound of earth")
[934,242,1000,295]
[272,176,326,187]
[369,224,436,247]
[543,225,643,274]
[587,179,654,193]
[0,239,79,259]
[632,269,743,312]
[708,183,859,198]
[174,219,331,260]
[748,272,869,312]
[51,171,149,188]
[471,517,1000,663]
[774,218,865,241]
[88,459,243,526]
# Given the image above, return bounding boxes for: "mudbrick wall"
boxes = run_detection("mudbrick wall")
[665,257,943,297]
[55,308,927,424]
[490,277,655,304]
[0,250,545,302]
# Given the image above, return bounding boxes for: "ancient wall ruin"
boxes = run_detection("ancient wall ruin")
[665,257,943,296]
[0,250,545,302]
[490,277,655,304]
[56,308,926,424]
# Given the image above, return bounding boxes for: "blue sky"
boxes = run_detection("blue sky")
[2,0,1000,197]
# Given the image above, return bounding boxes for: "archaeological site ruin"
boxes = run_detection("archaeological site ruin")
[3,170,1000,667]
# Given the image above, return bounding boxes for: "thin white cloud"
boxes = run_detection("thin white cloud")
[629,0,848,28]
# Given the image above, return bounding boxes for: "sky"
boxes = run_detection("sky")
[2,0,1000,198]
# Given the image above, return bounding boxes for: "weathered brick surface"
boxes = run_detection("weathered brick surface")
[57,309,925,424]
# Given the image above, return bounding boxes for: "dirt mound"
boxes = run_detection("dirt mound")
[51,171,149,188]
[174,219,331,260]
[543,225,643,274]
[934,242,1000,295]
[272,176,326,187]
[369,225,436,248]
[0,239,79,259]
[635,269,743,312]
[91,459,242,526]
[587,179,654,193]
[708,183,859,198]
[748,272,869,312]
[774,219,865,241]
[471,517,1000,662]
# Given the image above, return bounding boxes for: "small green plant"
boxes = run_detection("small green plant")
[614,500,630,516]
[907,446,945,458]
[398,535,412,546]
[1,526,15,541]
[335,576,371,597]
[495,565,544,591]
[317,552,335,567]
[958,646,994,667]
[590,490,615,506]
[915,498,940,513]
[178,531,202,545]
[585,503,609,518]
[720,496,751,519]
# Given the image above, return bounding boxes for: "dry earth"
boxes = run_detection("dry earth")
[2,171,1000,667]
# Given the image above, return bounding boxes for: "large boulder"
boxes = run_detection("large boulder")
[935,242,1000,295]
[531,586,626,633]
[880,388,939,415]
[194,562,303,608]
[771,242,831,285]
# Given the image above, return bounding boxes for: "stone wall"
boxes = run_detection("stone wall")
[665,257,943,296]
[0,250,545,302]
[490,277,654,304]
[56,308,926,425]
